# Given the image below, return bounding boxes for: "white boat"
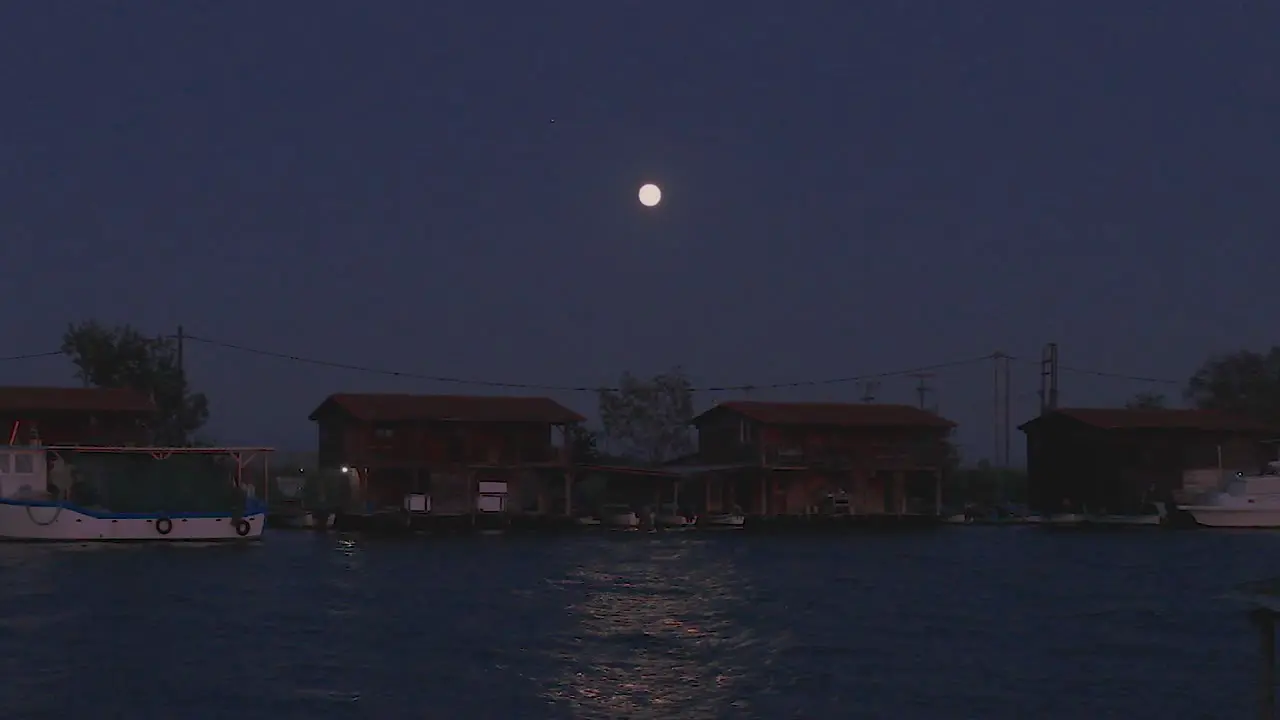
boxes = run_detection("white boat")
[600,504,640,528]
[574,515,602,526]
[0,444,271,542]
[1182,465,1280,528]
[700,513,746,528]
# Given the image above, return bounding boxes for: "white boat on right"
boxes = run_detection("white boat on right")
[1181,463,1280,528]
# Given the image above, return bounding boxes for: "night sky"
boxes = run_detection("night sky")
[1,2,1276,460]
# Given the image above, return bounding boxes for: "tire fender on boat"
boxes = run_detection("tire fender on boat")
[234,519,252,537]
[156,517,173,535]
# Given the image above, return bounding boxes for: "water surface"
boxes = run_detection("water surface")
[0,527,1273,719]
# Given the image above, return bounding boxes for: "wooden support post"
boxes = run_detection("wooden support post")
[468,468,477,527]
[563,470,572,517]
[934,468,943,516]
[1255,609,1276,720]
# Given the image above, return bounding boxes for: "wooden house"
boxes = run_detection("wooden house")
[0,386,155,447]
[688,401,955,517]
[308,393,584,518]
[1019,408,1280,513]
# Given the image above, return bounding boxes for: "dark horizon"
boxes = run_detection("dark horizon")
[1,2,1275,458]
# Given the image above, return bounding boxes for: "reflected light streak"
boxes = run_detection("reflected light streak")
[543,540,762,719]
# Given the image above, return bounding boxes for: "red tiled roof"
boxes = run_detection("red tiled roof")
[1021,407,1279,433]
[0,386,155,414]
[695,401,955,428]
[309,393,585,424]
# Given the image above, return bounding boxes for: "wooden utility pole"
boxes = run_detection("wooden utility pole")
[908,373,935,411]
[176,325,185,376]
[992,352,1011,468]
[1038,342,1059,414]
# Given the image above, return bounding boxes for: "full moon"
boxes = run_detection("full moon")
[638,183,662,207]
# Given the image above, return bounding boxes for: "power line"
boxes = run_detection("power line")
[0,334,1187,394]
[0,350,63,362]
[183,334,996,393]
[183,334,595,391]
[1057,365,1181,385]
[1009,355,1181,386]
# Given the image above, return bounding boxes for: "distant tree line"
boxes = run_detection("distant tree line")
[59,319,1280,457]
[1118,347,1280,424]
[1181,348,1280,424]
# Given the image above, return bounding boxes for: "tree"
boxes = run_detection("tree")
[567,424,600,463]
[61,320,209,445]
[944,460,1028,507]
[597,367,695,464]
[1125,391,1167,410]
[1185,347,1280,424]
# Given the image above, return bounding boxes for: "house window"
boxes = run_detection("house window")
[13,454,33,474]
[0,453,9,474]
[374,427,395,440]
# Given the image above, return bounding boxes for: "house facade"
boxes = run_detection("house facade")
[1020,407,1280,513]
[308,393,584,518]
[0,386,155,447]
[689,401,956,517]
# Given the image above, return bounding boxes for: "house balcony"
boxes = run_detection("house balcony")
[764,447,854,469]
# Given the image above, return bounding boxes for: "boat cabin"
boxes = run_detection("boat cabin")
[0,446,49,500]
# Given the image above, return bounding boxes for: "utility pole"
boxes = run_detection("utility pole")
[176,325,186,377]
[992,352,1011,468]
[908,373,934,411]
[858,381,880,403]
[1004,357,1012,468]
[1038,342,1059,414]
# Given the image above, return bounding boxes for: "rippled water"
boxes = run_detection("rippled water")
[0,527,1275,719]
